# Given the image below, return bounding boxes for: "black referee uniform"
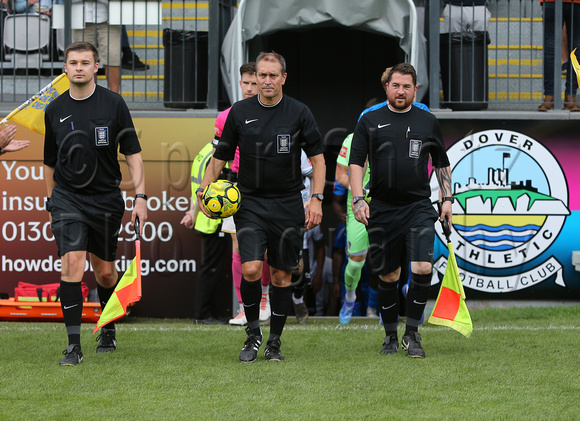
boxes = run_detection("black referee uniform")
[44,85,142,260]
[350,102,450,356]
[214,93,323,358]
[44,82,143,363]
[350,104,449,273]
[214,94,323,269]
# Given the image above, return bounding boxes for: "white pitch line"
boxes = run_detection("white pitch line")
[1,324,579,332]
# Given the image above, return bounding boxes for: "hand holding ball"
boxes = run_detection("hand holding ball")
[202,180,241,218]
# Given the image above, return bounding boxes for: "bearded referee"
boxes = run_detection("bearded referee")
[349,63,452,358]
[197,51,326,362]
[44,42,147,366]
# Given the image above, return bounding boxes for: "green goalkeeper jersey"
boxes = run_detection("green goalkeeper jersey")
[336,133,370,216]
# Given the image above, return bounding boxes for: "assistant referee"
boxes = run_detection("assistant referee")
[197,51,326,362]
[44,42,147,366]
[349,63,452,358]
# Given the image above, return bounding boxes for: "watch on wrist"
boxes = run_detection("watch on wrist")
[353,196,365,205]
[442,196,455,204]
[196,187,205,196]
[311,193,324,201]
[133,193,147,206]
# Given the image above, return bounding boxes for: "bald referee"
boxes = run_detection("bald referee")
[197,51,326,362]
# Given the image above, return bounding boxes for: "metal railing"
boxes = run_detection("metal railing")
[0,0,573,112]
[0,0,234,110]
[428,0,573,111]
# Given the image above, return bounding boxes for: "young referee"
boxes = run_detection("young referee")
[44,42,147,366]
[197,51,326,362]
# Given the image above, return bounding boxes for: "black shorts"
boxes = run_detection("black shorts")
[48,185,125,261]
[234,193,305,271]
[367,198,438,276]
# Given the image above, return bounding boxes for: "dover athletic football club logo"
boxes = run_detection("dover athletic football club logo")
[429,129,570,293]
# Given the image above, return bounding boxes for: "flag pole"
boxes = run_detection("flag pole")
[135,217,142,298]
[429,201,473,337]
[1,73,67,125]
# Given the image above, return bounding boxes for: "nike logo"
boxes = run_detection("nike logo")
[413,300,427,305]
[381,303,396,310]
[245,119,258,124]
[377,123,391,129]
[60,115,72,123]
[63,304,78,310]
[272,312,284,317]
[244,303,257,308]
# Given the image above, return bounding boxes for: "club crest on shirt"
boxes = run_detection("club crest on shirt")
[409,139,422,158]
[95,127,109,146]
[277,134,291,153]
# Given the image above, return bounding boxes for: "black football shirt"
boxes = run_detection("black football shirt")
[349,104,449,205]
[214,95,323,197]
[44,85,142,194]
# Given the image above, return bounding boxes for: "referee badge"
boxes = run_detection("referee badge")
[409,139,422,158]
[95,127,109,146]
[277,134,291,153]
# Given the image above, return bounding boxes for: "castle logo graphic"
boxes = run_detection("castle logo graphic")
[429,129,570,293]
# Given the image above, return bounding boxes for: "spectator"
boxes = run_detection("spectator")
[121,25,149,71]
[538,0,580,111]
[441,0,491,33]
[14,0,52,14]
[72,0,121,93]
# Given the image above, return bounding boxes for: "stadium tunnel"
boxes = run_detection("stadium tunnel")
[220,0,428,186]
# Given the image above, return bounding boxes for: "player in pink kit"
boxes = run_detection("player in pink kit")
[213,63,273,326]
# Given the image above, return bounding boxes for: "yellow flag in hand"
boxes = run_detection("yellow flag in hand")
[428,242,473,338]
[94,218,142,333]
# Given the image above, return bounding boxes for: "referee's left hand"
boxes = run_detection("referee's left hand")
[439,200,453,229]
[132,200,148,236]
[305,199,322,229]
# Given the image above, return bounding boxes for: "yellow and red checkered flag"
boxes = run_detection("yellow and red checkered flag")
[1,73,69,135]
[428,208,473,338]
[94,218,142,333]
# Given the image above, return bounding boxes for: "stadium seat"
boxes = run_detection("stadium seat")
[3,13,51,69]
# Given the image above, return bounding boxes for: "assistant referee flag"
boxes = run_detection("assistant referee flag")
[428,241,473,338]
[94,219,142,333]
[1,73,69,135]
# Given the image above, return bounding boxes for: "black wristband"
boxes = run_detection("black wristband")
[353,196,365,205]
[442,196,455,204]
[134,194,147,206]
[196,187,204,195]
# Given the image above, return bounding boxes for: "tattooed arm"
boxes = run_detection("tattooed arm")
[434,165,453,227]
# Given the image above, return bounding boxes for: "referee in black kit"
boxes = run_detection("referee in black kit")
[44,42,147,366]
[349,63,452,358]
[198,51,326,362]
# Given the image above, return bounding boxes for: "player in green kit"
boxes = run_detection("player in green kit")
[335,133,371,324]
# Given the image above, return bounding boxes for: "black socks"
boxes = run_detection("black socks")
[60,281,84,346]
